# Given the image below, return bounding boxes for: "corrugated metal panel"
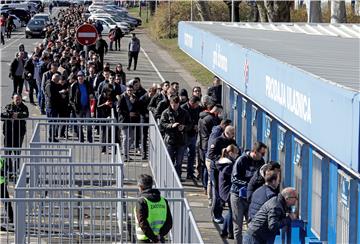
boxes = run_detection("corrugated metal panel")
[189,22,360,92]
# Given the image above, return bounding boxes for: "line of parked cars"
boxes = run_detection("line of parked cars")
[86,1,142,36]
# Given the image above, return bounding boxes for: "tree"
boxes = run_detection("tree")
[263,0,292,22]
[331,0,347,23]
[308,0,322,23]
[223,0,241,22]
[195,0,211,21]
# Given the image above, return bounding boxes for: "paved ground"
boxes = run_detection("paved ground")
[0,7,228,244]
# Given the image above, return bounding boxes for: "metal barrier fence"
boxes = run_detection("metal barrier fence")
[0,117,117,148]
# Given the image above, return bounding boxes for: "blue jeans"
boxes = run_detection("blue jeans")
[186,136,196,176]
[46,107,59,142]
[167,144,186,178]
[210,160,223,219]
[37,80,45,113]
[222,200,233,236]
[74,108,93,142]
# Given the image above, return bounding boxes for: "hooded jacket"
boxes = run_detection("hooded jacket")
[217,157,235,202]
[136,188,173,242]
[248,184,278,221]
[197,111,219,151]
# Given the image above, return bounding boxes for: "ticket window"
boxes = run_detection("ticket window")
[241,98,247,150]
[264,115,272,163]
[251,106,258,146]
[232,92,239,143]
[337,171,350,244]
[311,151,323,237]
[293,138,303,218]
[277,127,286,189]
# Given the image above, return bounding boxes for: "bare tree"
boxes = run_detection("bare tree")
[195,0,211,21]
[331,0,347,23]
[308,0,322,23]
[263,0,292,22]
[257,1,268,22]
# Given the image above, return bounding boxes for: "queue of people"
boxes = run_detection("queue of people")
[1,5,298,243]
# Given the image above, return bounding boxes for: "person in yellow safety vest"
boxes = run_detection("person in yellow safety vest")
[135,174,172,243]
[0,157,14,225]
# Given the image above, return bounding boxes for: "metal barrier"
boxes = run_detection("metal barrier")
[0,117,116,148]
[148,112,183,189]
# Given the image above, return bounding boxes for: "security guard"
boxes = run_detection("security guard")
[134,174,172,243]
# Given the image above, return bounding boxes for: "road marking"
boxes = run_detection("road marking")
[140,47,165,83]
[0,34,25,50]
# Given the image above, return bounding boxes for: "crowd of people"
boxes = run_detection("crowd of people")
[1,4,299,244]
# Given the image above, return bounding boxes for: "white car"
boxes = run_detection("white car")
[88,16,117,35]
[10,14,21,29]
[90,14,130,34]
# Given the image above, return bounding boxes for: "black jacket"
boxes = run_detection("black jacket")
[116,93,140,123]
[1,102,29,139]
[217,157,234,202]
[207,133,237,162]
[23,59,35,80]
[230,152,265,196]
[148,92,165,114]
[139,93,152,123]
[136,188,172,242]
[248,185,278,221]
[181,102,201,138]
[154,98,169,120]
[44,81,62,110]
[159,106,191,146]
[197,112,220,151]
[247,194,291,242]
[96,39,108,54]
[207,85,222,104]
[69,81,94,114]
[9,57,25,78]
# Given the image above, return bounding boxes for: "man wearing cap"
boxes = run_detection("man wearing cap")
[69,71,94,143]
[135,174,172,243]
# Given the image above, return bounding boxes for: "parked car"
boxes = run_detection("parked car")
[32,13,51,24]
[90,14,130,34]
[29,0,44,12]
[88,16,116,35]
[7,8,31,25]
[25,18,46,38]
[10,14,21,28]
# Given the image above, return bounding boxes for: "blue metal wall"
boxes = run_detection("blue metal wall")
[178,21,360,244]
[178,21,360,173]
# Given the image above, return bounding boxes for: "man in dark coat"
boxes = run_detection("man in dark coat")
[207,76,222,104]
[135,174,172,243]
[114,26,123,51]
[244,188,298,244]
[159,95,191,179]
[148,81,169,114]
[116,84,141,161]
[1,95,29,174]
[23,54,39,104]
[248,169,280,221]
[9,51,25,96]
[230,141,267,243]
[95,35,108,67]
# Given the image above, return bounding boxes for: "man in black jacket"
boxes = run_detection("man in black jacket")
[1,95,29,174]
[181,96,201,179]
[230,141,267,244]
[154,87,177,120]
[248,169,280,221]
[95,35,108,67]
[159,95,191,179]
[244,188,298,244]
[44,74,62,142]
[23,54,39,104]
[117,84,141,161]
[207,76,222,104]
[148,81,169,115]
[135,174,172,243]
[69,71,94,143]
[9,51,25,96]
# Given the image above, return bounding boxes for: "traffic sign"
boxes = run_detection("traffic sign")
[76,24,98,46]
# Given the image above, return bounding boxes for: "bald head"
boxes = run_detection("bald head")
[52,74,60,83]
[224,126,235,139]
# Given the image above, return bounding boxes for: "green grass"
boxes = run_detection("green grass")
[128,7,152,29]
[156,38,213,87]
